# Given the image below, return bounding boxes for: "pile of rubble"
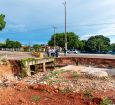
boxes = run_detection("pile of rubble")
[20,65,115,92]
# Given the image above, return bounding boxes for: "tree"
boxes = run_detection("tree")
[111,43,115,52]
[86,35,110,52]
[48,32,80,49]
[5,38,22,48]
[78,40,87,51]
[14,41,22,48]
[0,14,6,31]
[33,44,41,51]
[0,43,5,48]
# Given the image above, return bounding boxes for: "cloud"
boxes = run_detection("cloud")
[0,0,115,44]
[96,25,115,37]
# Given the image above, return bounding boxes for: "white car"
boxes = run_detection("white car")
[67,49,80,54]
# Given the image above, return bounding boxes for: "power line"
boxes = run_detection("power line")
[70,22,115,27]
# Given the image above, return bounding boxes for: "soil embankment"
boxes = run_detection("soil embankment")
[0,60,21,82]
[0,83,114,105]
[0,63,14,81]
[0,58,115,105]
[55,57,115,68]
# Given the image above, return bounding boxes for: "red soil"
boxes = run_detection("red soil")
[0,60,22,81]
[0,83,114,105]
[0,63,14,81]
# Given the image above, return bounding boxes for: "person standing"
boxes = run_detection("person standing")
[47,47,50,57]
[55,48,59,57]
[51,48,55,57]
[64,47,66,56]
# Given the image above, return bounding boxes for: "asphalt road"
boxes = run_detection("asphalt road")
[59,53,115,59]
[0,51,115,60]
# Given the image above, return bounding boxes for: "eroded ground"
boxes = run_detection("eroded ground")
[0,65,115,105]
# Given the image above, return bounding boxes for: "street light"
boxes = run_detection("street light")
[63,1,67,55]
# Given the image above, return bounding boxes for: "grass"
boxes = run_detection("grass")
[32,95,41,101]
[0,58,8,65]
[43,69,65,80]
[20,70,28,78]
[72,71,79,79]
[84,90,94,100]
[43,69,71,85]
[100,96,112,105]
[59,87,73,93]
[101,76,111,81]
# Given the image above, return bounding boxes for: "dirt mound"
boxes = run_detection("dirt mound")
[0,63,15,82]
[29,84,58,94]
[0,60,22,83]
[0,83,114,105]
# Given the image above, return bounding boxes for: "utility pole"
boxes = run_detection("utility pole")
[53,26,56,50]
[63,1,67,55]
[28,40,31,52]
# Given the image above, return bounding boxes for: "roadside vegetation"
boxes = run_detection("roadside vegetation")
[32,95,41,102]
[84,90,94,100]
[100,96,113,105]
[48,33,115,53]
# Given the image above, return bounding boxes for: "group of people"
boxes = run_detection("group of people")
[46,47,59,57]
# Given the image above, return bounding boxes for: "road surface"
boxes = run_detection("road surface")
[0,51,36,60]
[59,53,115,59]
[0,51,115,60]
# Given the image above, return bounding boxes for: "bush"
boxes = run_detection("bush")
[59,87,73,93]
[32,95,41,101]
[72,71,79,79]
[100,96,112,105]
[84,90,94,100]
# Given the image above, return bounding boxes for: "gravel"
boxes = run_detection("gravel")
[19,65,115,92]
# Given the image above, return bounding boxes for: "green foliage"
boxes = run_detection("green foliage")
[48,32,80,48]
[20,59,28,78]
[84,90,94,100]
[32,95,41,101]
[86,35,110,52]
[78,40,87,51]
[100,96,112,105]
[0,14,6,31]
[72,71,79,79]
[111,43,115,52]
[48,33,111,52]
[0,43,6,48]
[6,38,22,48]
[20,70,28,78]
[33,44,41,51]
[59,87,73,93]
[0,58,8,65]
[43,69,65,80]
[20,58,36,78]
[20,58,37,68]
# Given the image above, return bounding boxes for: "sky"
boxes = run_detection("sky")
[0,0,115,45]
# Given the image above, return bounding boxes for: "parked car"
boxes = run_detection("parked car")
[67,49,80,54]
[107,51,115,55]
